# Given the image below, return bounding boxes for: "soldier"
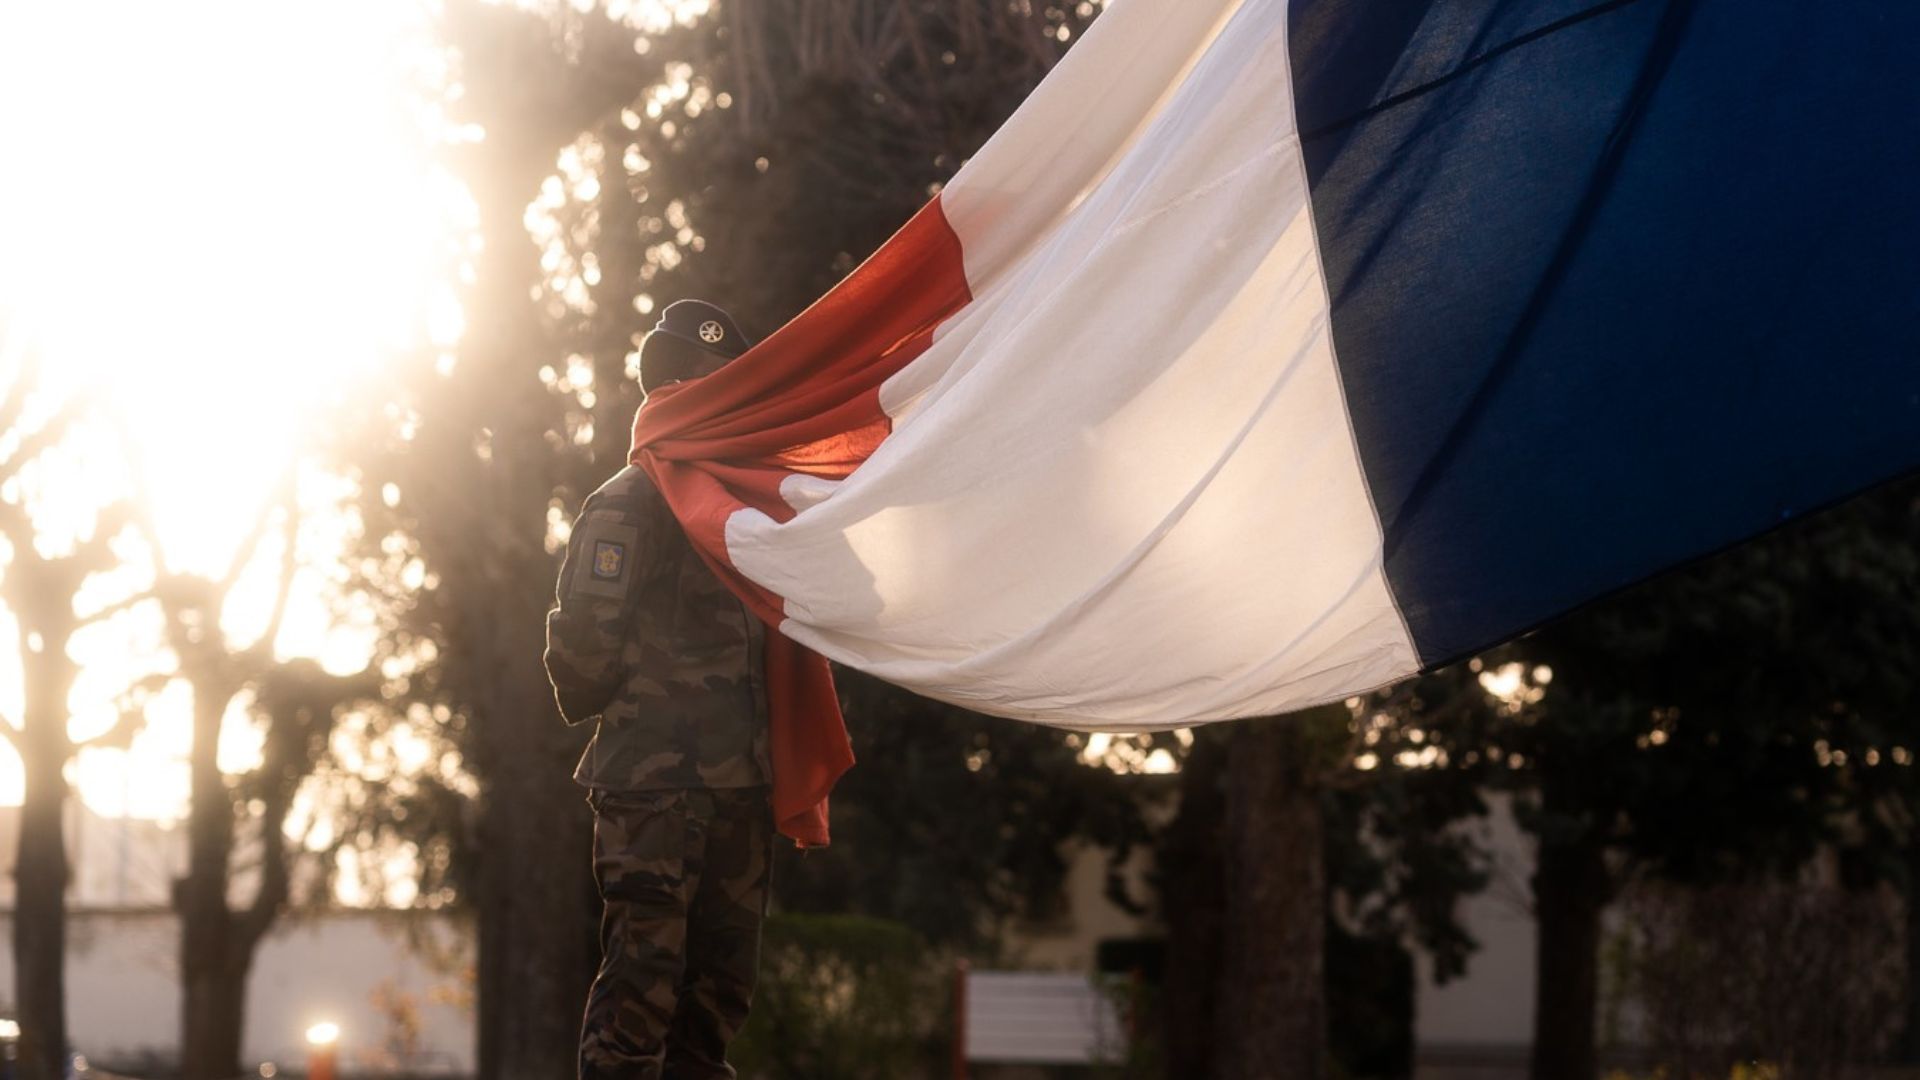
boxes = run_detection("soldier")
[544,299,773,1080]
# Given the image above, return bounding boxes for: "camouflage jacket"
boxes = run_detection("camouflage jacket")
[543,465,771,790]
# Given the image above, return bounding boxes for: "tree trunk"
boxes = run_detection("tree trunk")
[181,955,250,1080]
[469,410,598,1080]
[421,15,677,1072]
[13,722,69,1080]
[1529,832,1609,1080]
[1211,709,1340,1080]
[456,106,605,1080]
[1900,842,1920,1064]
[473,617,600,1080]
[1158,727,1228,1077]
[179,688,245,1080]
[169,647,341,1080]
[13,622,77,1080]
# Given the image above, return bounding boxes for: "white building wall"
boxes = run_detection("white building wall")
[1,909,476,1075]
[1412,793,1537,1078]
[0,801,476,1074]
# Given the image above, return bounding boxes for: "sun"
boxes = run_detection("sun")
[0,0,469,569]
[0,0,468,817]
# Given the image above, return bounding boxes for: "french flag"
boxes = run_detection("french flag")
[630,0,1920,843]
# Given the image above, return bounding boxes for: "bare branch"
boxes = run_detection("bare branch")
[0,350,41,440]
[217,469,296,604]
[253,480,302,660]
[235,799,293,951]
[0,395,86,488]
[215,505,277,601]
[99,403,173,574]
[67,500,135,577]
[256,660,385,721]
[235,659,383,948]
[0,714,19,750]
[73,589,158,630]
[75,706,142,753]
[76,673,170,750]
[0,492,33,558]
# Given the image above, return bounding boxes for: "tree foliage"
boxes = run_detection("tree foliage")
[1371,476,1920,1080]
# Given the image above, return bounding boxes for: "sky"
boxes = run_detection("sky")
[0,0,463,821]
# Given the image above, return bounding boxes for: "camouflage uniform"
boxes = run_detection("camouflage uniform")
[544,464,774,1080]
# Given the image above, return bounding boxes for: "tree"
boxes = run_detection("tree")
[124,482,382,1080]
[1764,481,1920,1059]
[1152,465,1919,1080]
[346,7,666,1074]
[1210,711,1340,1080]
[0,356,145,1080]
[1439,477,1920,1080]
[1156,692,1490,1080]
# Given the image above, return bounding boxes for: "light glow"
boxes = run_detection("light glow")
[0,0,461,821]
[0,0,454,573]
[305,1021,341,1047]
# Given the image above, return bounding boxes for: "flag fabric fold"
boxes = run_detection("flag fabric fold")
[630,0,1920,843]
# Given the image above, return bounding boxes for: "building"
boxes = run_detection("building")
[0,804,475,1075]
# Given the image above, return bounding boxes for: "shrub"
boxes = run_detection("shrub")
[732,913,947,1080]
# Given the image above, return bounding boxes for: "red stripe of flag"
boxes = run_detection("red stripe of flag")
[629,195,974,846]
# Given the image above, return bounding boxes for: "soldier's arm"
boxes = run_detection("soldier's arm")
[543,498,649,725]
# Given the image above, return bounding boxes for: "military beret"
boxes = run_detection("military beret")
[647,299,753,360]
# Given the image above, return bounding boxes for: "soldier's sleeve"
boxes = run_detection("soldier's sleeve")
[543,498,649,726]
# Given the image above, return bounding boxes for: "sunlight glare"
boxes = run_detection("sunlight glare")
[0,0,461,819]
[0,0,452,576]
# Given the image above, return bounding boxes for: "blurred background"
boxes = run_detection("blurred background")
[0,2,1917,1079]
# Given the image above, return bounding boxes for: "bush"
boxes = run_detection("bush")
[732,913,948,1080]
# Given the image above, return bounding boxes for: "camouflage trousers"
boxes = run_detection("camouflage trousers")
[579,786,773,1080]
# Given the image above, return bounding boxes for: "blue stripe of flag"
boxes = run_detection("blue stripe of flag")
[1292,0,1920,665]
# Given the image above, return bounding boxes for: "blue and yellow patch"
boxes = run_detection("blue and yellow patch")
[570,513,640,600]
[592,540,626,581]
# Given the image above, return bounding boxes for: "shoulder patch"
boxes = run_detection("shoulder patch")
[592,540,626,580]
[571,515,642,600]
